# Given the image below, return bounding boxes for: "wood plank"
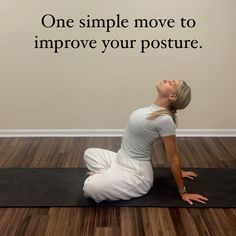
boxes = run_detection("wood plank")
[0,137,235,235]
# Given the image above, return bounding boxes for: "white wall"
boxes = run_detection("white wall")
[0,0,235,129]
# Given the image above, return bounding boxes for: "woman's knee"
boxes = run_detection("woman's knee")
[84,148,97,162]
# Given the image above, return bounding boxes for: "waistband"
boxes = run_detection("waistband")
[116,148,153,179]
[116,148,151,162]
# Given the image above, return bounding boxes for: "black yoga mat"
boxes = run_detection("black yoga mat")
[0,167,235,207]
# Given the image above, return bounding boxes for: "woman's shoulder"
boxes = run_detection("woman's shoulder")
[154,113,175,127]
[154,114,176,136]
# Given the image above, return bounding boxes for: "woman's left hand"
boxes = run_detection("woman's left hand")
[181,170,198,179]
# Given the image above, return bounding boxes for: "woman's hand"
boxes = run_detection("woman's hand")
[181,193,208,205]
[181,170,197,179]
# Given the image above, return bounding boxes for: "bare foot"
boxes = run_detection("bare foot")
[86,171,95,177]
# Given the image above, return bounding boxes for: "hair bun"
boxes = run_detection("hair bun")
[170,109,177,114]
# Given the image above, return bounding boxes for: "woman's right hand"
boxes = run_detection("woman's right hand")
[181,193,208,205]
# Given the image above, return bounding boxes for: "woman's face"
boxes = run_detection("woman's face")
[156,80,182,97]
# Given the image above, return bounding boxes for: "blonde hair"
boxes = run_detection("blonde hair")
[147,81,191,124]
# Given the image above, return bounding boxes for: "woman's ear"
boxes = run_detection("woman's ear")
[168,94,177,102]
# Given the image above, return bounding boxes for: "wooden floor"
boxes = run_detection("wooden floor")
[0,137,235,236]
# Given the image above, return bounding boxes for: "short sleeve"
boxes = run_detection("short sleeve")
[155,115,176,137]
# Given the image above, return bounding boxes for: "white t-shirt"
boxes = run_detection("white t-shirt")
[120,104,176,161]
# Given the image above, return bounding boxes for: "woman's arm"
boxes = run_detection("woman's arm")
[161,135,185,192]
[161,135,208,205]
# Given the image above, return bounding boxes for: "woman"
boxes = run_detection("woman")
[83,80,208,205]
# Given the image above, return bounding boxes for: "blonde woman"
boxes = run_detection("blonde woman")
[83,80,208,205]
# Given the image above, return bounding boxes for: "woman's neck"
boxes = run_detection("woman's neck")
[154,95,170,109]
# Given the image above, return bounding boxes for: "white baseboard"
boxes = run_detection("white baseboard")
[176,129,236,137]
[0,129,235,137]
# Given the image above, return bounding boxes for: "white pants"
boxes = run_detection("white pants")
[83,148,153,202]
